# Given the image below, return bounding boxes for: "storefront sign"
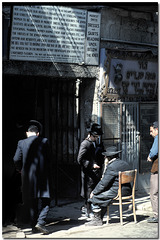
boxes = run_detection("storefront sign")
[109,59,158,96]
[9,6,100,65]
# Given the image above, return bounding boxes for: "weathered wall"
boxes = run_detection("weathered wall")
[79,79,97,140]
[78,6,158,143]
[3,61,99,80]
[100,6,158,48]
[97,6,158,196]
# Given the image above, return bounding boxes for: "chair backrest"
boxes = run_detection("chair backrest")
[118,169,137,195]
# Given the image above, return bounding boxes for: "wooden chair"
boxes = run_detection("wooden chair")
[106,169,137,225]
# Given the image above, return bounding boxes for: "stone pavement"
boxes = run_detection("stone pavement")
[2,195,159,239]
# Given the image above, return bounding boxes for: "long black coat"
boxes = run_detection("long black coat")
[88,158,132,208]
[13,136,54,203]
[77,138,102,199]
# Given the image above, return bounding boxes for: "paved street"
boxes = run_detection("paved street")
[2,195,159,239]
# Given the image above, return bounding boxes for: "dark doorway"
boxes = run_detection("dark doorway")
[3,75,81,211]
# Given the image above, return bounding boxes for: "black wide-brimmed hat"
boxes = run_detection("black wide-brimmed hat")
[87,123,103,135]
[102,146,122,157]
[26,120,43,135]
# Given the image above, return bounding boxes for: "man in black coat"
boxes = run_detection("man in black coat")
[86,146,132,226]
[13,120,53,234]
[77,123,103,217]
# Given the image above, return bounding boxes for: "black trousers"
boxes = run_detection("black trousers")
[30,198,50,228]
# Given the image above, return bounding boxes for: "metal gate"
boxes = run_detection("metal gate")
[44,79,80,205]
[101,102,139,171]
[121,103,139,171]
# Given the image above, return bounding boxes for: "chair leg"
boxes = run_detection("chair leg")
[119,201,123,225]
[106,206,109,224]
[132,199,137,223]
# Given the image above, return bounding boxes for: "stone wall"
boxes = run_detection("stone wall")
[97,6,158,194]
[3,61,99,80]
[75,5,158,142]
[100,6,158,47]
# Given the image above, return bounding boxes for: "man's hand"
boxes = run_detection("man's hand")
[147,156,152,162]
[90,192,94,198]
[93,163,100,169]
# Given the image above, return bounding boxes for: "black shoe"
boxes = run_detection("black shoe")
[85,210,102,226]
[35,224,49,234]
[147,217,158,223]
[32,227,40,233]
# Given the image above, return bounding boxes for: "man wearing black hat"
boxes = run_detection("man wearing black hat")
[77,123,104,218]
[147,121,158,223]
[85,146,132,226]
[13,120,53,234]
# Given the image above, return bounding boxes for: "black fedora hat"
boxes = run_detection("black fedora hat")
[102,146,122,157]
[87,123,103,135]
[26,120,43,135]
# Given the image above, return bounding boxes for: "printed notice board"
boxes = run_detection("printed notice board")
[10,6,101,65]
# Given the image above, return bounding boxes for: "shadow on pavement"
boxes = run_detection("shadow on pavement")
[46,219,86,234]
[104,213,150,225]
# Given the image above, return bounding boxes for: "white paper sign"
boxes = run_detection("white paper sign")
[85,12,101,65]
